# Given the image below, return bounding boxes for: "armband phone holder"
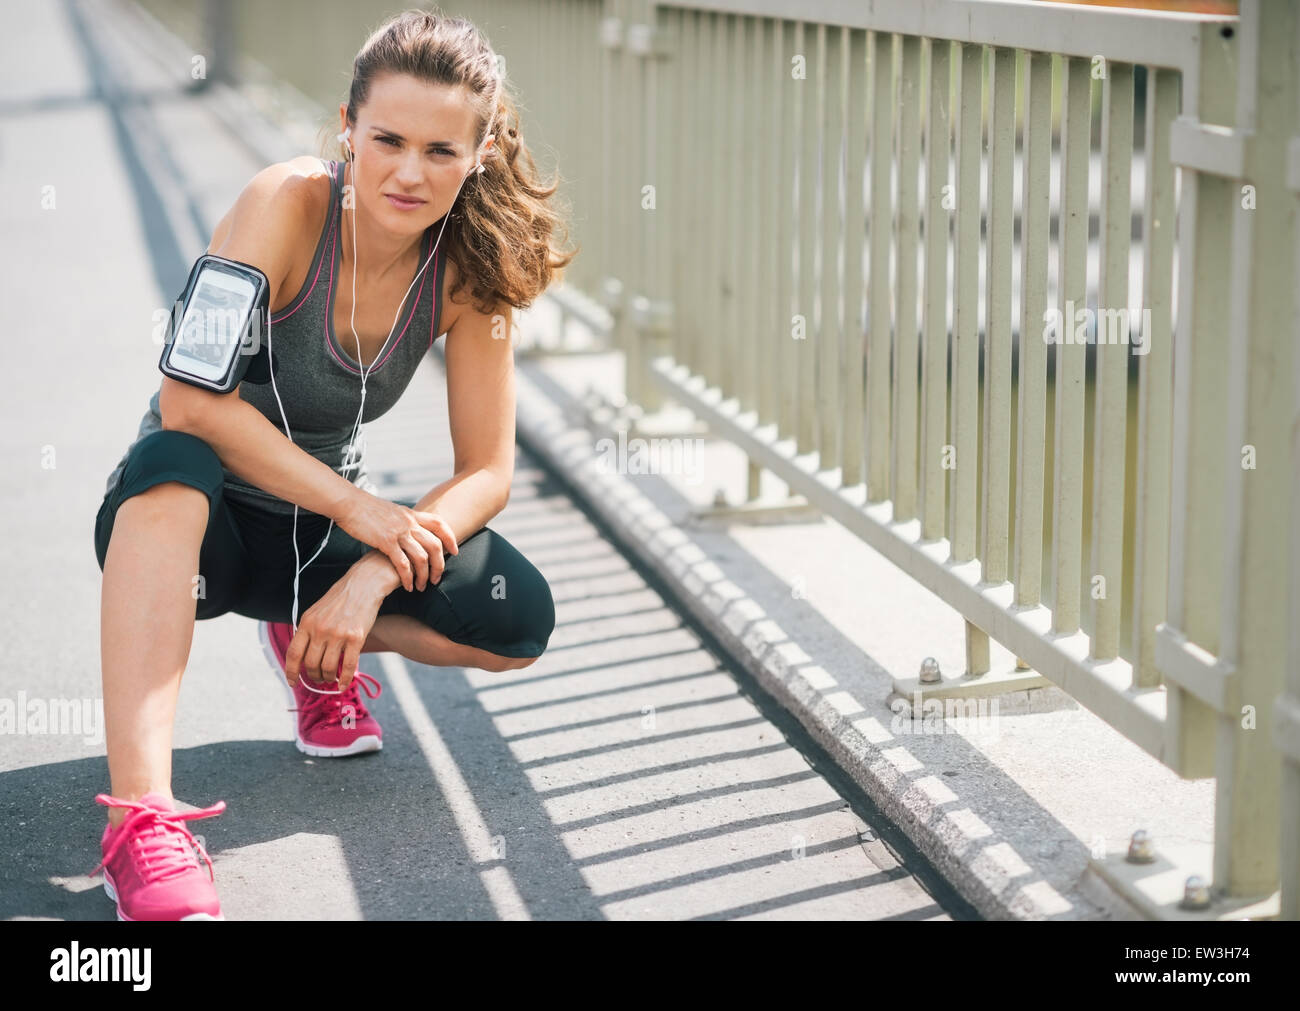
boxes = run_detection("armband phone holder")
[158,254,273,393]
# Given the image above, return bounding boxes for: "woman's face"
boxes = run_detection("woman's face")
[343,71,486,239]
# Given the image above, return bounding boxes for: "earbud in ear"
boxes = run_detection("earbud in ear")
[473,135,494,175]
[337,125,352,155]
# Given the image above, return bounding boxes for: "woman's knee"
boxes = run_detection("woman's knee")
[467,647,538,673]
[452,535,556,664]
[96,430,225,570]
[490,562,555,662]
[124,430,224,491]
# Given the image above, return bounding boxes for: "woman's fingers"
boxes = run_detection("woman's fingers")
[339,638,362,690]
[320,639,342,686]
[386,541,414,592]
[410,526,446,584]
[295,629,359,693]
[402,531,430,592]
[415,511,458,556]
[303,636,327,683]
[284,629,306,685]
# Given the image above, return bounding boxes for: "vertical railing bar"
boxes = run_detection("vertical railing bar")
[1089,61,1134,662]
[819,25,846,469]
[690,9,709,380]
[710,11,731,390]
[953,42,987,674]
[951,41,982,561]
[920,38,951,542]
[1131,66,1177,687]
[733,13,752,415]
[702,8,722,382]
[892,33,923,521]
[667,6,686,367]
[842,26,869,488]
[622,0,638,381]
[698,8,714,380]
[683,7,701,374]
[754,17,775,431]
[640,0,655,404]
[633,1,656,409]
[867,30,894,501]
[779,20,799,438]
[582,0,600,293]
[1051,56,1091,636]
[620,0,637,378]
[1012,49,1052,608]
[725,13,745,415]
[593,1,608,295]
[560,0,577,296]
[600,0,618,330]
[796,24,824,455]
[571,0,585,293]
[653,5,672,384]
[981,45,1015,585]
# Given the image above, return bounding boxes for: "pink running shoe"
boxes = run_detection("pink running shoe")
[258,620,383,757]
[91,792,226,921]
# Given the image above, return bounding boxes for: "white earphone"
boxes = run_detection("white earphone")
[262,120,492,694]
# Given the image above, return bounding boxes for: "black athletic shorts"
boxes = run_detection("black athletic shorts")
[93,430,555,659]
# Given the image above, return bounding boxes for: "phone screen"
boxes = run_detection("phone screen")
[168,267,257,381]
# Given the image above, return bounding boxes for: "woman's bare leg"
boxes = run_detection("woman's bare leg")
[363,613,536,672]
[99,482,209,828]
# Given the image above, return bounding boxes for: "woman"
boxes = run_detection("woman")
[89,8,574,920]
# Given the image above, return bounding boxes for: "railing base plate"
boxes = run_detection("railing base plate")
[891,665,1053,703]
[687,496,822,526]
[1088,847,1281,920]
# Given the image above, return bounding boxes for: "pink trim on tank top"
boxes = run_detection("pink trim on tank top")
[270,161,340,325]
[322,226,354,371]
[434,252,444,350]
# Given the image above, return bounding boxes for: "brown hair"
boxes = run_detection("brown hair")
[329,7,576,316]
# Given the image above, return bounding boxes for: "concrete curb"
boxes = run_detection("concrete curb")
[510,358,1142,921]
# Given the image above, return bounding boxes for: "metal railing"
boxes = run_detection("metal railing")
[464,0,1295,917]
[136,0,1295,917]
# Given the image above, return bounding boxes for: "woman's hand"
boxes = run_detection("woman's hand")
[336,490,458,592]
[283,565,387,690]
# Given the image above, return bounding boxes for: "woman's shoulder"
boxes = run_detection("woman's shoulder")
[207,157,335,310]
[209,157,332,249]
[439,256,522,347]
[438,257,509,336]
[244,156,334,227]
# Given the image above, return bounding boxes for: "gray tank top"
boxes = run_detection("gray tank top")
[103,158,448,516]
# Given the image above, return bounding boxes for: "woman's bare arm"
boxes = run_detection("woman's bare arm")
[345,292,517,597]
[414,291,516,533]
[158,159,363,521]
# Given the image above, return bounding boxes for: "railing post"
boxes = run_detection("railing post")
[1157,27,1236,785]
[1161,0,1293,903]
[1211,0,1295,902]
[1282,0,1300,925]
